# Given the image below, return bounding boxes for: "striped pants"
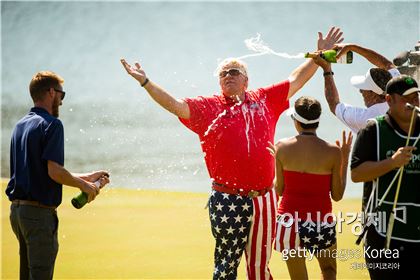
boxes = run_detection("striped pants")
[209,189,277,280]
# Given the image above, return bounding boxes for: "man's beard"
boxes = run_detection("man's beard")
[52,98,60,117]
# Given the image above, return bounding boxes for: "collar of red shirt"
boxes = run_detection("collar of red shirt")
[218,91,251,105]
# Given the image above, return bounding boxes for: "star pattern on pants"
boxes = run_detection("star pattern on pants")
[209,190,253,279]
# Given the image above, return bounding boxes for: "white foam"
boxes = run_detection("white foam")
[237,33,305,60]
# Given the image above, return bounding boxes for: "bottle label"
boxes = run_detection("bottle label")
[337,51,353,64]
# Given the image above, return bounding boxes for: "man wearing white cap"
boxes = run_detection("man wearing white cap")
[316,43,400,133]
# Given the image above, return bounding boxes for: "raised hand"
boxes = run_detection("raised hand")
[318,27,344,51]
[121,58,148,85]
[336,130,353,161]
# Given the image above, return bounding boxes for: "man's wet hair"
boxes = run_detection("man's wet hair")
[216,57,248,77]
[295,96,321,129]
[29,71,64,102]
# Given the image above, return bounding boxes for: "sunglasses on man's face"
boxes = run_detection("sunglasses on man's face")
[53,88,66,100]
[219,68,243,78]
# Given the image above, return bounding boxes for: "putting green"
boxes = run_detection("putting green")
[1,179,369,279]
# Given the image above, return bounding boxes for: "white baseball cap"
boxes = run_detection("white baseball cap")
[350,68,384,95]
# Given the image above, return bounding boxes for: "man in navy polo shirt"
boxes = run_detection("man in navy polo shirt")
[6,71,110,280]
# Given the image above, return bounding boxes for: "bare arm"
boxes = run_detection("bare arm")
[351,146,416,182]
[312,54,341,114]
[287,27,344,99]
[336,44,395,70]
[331,147,344,201]
[120,59,190,119]
[331,131,352,201]
[274,143,285,196]
[73,170,109,182]
[287,59,319,99]
[324,72,340,114]
[48,161,108,202]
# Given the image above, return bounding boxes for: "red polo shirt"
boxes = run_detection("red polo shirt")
[179,80,290,191]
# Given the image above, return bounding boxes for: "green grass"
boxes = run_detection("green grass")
[1,179,370,279]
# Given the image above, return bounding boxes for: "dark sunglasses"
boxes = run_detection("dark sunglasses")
[53,88,66,100]
[219,68,243,78]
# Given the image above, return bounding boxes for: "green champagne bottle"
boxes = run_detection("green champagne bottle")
[305,50,353,64]
[71,180,101,209]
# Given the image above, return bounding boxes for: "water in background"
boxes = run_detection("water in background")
[2,1,419,198]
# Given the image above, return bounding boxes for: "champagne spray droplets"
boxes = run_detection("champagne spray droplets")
[237,33,305,60]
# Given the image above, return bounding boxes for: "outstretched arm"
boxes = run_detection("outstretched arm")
[335,44,395,70]
[287,27,344,99]
[121,59,190,119]
[331,131,353,201]
[312,53,340,114]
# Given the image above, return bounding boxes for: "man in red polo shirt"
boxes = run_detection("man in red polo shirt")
[121,27,343,280]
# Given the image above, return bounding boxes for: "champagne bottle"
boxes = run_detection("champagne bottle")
[71,180,101,209]
[305,50,353,64]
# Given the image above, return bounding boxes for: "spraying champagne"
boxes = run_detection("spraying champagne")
[71,174,109,209]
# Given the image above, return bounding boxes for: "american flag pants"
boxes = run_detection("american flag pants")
[274,213,337,253]
[208,188,277,280]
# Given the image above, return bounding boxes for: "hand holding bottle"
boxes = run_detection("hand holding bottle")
[310,51,332,72]
[334,43,355,60]
[83,170,109,184]
[305,49,353,64]
[83,181,100,202]
[72,174,110,209]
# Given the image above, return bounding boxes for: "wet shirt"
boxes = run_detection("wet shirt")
[6,107,65,207]
[179,81,290,191]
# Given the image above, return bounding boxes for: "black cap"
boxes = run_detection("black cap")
[385,75,420,96]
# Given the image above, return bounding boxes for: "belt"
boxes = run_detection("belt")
[12,200,57,210]
[212,182,273,198]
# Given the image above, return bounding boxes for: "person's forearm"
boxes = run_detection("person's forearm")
[287,59,318,99]
[351,159,396,182]
[73,172,93,181]
[348,44,394,70]
[340,158,348,195]
[143,81,189,119]
[324,72,340,114]
[331,157,347,202]
[275,156,285,196]
[48,161,86,190]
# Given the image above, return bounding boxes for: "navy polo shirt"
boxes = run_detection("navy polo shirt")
[6,107,65,206]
